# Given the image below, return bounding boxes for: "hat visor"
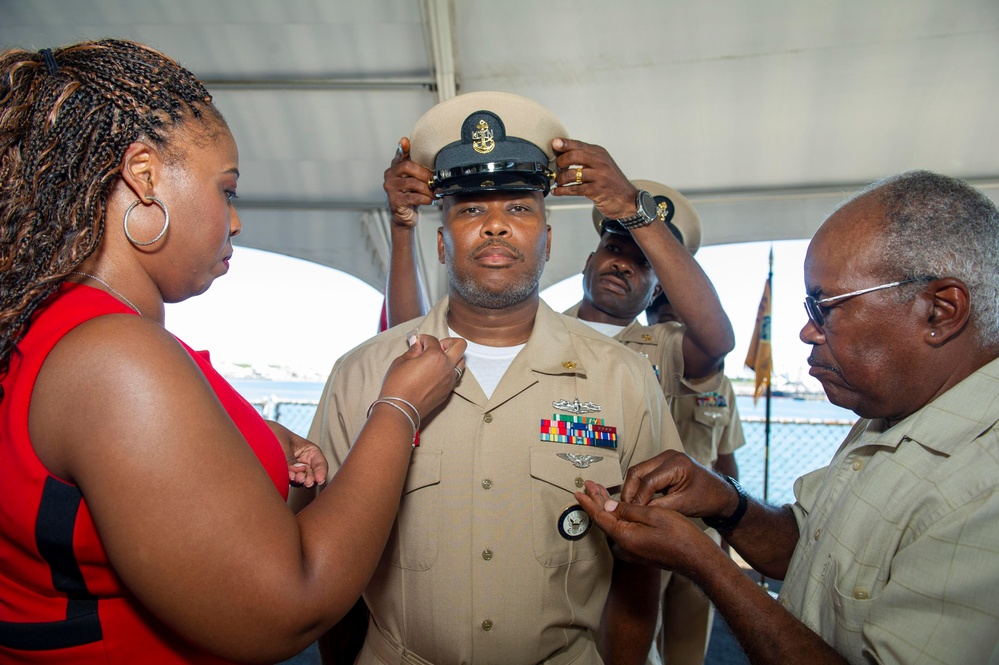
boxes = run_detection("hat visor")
[599,218,687,247]
[432,162,553,198]
[599,219,630,236]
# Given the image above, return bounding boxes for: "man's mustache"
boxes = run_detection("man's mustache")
[599,269,631,292]
[807,355,841,377]
[470,239,525,261]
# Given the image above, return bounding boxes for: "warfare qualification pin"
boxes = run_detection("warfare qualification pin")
[557,452,604,469]
[557,505,592,541]
[553,397,601,414]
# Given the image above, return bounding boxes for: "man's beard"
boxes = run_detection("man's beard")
[446,260,545,309]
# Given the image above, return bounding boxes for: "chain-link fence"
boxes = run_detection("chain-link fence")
[252,397,856,507]
[248,398,319,438]
[735,417,856,507]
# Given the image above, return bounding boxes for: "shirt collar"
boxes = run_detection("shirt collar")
[862,356,999,456]
[430,297,588,378]
[563,300,665,345]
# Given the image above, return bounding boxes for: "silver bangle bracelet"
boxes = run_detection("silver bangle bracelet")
[367,398,419,447]
[377,396,421,432]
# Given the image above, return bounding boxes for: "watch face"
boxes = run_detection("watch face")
[637,190,658,221]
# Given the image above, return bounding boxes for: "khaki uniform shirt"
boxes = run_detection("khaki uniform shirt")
[668,376,744,468]
[311,298,681,665]
[780,356,999,664]
[562,302,720,400]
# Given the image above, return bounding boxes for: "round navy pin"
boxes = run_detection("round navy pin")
[557,505,592,541]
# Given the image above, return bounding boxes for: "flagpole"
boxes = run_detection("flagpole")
[763,245,773,505]
[760,245,774,591]
[744,246,775,592]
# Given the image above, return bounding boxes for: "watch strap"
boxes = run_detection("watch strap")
[612,190,657,230]
[614,212,655,230]
[702,476,748,532]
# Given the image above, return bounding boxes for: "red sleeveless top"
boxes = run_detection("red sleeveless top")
[0,283,289,663]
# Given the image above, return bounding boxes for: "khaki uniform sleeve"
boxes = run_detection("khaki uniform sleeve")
[651,322,723,399]
[308,357,360,475]
[624,362,683,474]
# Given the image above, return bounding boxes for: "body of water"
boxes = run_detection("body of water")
[230,379,328,403]
[735,393,855,422]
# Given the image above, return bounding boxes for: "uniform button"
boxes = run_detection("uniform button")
[575,477,584,488]
[483,413,493,423]
[482,549,493,561]
[481,619,493,631]
[481,479,493,490]
[814,528,822,541]
[853,588,869,600]
[852,459,865,471]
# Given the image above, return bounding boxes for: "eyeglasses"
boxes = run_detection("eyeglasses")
[803,279,922,328]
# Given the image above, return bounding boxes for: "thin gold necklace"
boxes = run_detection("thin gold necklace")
[70,272,140,314]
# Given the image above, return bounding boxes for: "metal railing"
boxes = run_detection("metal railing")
[253,398,855,507]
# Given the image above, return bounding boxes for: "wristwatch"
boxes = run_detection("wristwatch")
[613,189,659,230]
[702,476,748,533]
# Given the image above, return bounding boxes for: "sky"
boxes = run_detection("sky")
[165,238,819,387]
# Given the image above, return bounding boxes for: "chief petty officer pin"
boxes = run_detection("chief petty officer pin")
[558,505,592,540]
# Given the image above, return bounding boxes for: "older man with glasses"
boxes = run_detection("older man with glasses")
[576,170,999,664]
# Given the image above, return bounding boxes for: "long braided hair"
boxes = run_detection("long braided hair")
[0,39,222,399]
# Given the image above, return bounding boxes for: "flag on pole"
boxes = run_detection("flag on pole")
[745,255,773,404]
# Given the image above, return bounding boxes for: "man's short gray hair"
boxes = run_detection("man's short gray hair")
[854,171,999,345]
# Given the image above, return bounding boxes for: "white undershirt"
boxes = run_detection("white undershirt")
[578,319,626,339]
[450,328,525,399]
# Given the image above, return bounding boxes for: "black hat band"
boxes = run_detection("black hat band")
[432,160,555,197]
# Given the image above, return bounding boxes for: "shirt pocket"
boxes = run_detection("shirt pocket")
[387,450,442,571]
[821,556,880,637]
[529,445,624,567]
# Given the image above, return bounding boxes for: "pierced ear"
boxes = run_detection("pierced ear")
[119,141,159,202]
[924,278,971,344]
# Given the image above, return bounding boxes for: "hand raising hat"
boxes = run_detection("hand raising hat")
[592,179,702,255]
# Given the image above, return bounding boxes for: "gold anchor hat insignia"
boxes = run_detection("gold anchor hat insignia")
[472,119,495,154]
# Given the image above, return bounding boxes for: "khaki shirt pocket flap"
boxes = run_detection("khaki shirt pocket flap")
[693,408,726,428]
[529,446,623,493]
[403,450,442,494]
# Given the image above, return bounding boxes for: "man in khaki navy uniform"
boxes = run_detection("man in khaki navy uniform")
[310,91,683,665]
[379,147,734,663]
[647,291,746,665]
[561,179,734,406]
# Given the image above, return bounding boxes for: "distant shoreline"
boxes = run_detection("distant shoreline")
[729,377,825,400]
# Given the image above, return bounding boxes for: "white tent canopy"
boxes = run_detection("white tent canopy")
[4,0,998,300]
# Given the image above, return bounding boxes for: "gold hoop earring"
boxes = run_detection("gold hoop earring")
[124,197,170,246]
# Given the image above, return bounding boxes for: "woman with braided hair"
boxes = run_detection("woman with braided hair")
[0,39,466,663]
